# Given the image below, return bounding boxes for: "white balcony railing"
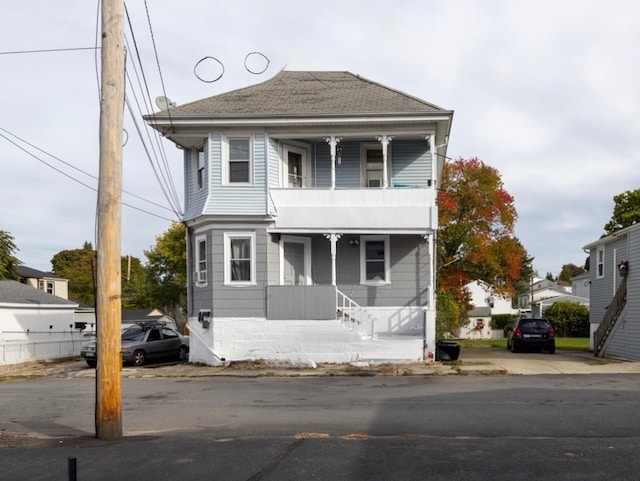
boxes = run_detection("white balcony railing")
[269,187,437,232]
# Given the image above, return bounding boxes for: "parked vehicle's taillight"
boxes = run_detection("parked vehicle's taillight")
[548,327,555,338]
[514,327,522,339]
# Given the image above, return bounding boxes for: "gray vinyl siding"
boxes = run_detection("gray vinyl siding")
[589,236,627,325]
[335,141,361,188]
[184,145,208,221]
[391,140,432,187]
[267,137,279,189]
[311,234,431,307]
[204,133,267,215]
[600,229,640,360]
[313,141,331,187]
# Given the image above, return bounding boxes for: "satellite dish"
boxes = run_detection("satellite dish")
[155,96,176,111]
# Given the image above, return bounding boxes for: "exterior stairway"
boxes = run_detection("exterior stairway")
[594,275,627,357]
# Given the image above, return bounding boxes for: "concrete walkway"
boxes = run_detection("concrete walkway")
[2,348,640,379]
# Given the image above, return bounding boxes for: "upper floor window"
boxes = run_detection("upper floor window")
[224,232,256,285]
[196,148,205,191]
[596,247,604,279]
[195,235,207,285]
[226,137,252,184]
[38,280,54,294]
[360,235,390,284]
[361,143,387,188]
[282,144,309,188]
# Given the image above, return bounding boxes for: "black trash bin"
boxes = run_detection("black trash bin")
[435,340,461,361]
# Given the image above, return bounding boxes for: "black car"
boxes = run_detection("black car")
[81,322,189,367]
[507,317,555,354]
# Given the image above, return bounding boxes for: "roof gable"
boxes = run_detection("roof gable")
[156,70,450,118]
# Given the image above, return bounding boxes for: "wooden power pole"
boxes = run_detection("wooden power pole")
[96,0,125,440]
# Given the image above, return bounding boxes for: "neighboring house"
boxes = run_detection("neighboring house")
[457,280,517,339]
[0,280,80,365]
[516,278,572,313]
[571,271,591,299]
[533,294,589,318]
[145,70,453,365]
[583,223,639,359]
[16,265,69,300]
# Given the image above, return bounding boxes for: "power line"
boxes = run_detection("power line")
[0,128,176,222]
[0,47,99,55]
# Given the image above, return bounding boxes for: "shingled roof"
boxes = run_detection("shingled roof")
[156,70,449,118]
[0,280,78,306]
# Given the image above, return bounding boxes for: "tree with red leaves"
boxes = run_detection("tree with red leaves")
[437,157,532,335]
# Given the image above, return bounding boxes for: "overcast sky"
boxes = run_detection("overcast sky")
[2,1,639,278]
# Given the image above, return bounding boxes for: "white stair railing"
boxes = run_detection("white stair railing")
[336,289,377,338]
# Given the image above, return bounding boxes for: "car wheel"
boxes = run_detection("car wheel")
[178,345,188,361]
[86,360,97,368]
[510,342,518,353]
[132,350,146,366]
[548,344,556,354]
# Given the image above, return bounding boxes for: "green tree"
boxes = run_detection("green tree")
[51,242,145,307]
[558,263,586,283]
[51,242,97,305]
[604,188,640,235]
[134,222,187,322]
[0,230,21,280]
[543,301,590,337]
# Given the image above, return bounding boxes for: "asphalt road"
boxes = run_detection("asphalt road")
[2,372,640,480]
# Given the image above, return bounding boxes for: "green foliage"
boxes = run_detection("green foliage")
[136,222,187,318]
[604,188,640,235]
[543,301,590,337]
[436,289,467,339]
[51,243,97,305]
[558,263,586,283]
[0,230,21,280]
[491,313,517,335]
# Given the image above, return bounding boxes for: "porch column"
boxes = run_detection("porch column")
[424,233,434,309]
[376,135,393,188]
[325,136,341,190]
[324,233,342,286]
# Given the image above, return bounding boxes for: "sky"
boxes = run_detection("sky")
[1,0,639,278]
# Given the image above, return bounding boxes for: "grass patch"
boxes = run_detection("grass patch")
[452,338,590,351]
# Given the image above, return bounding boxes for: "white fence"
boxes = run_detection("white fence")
[0,330,94,366]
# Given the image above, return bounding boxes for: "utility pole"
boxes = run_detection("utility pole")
[95,0,125,440]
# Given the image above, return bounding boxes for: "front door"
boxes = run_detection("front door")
[281,236,311,285]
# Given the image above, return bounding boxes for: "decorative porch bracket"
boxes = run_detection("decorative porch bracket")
[375,135,393,188]
[325,136,342,190]
[324,232,342,285]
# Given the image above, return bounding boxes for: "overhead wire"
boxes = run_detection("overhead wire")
[123,2,183,218]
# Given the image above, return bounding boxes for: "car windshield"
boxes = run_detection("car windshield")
[519,319,550,329]
[121,326,146,341]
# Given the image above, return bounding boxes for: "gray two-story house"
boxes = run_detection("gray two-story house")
[583,223,639,359]
[145,70,453,365]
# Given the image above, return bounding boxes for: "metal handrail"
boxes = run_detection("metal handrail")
[336,289,377,338]
[594,276,627,356]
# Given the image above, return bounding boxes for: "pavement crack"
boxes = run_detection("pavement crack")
[245,438,305,481]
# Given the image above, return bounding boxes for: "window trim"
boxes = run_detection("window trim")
[359,235,390,285]
[195,147,205,191]
[224,232,256,286]
[282,143,310,188]
[223,136,253,185]
[195,234,207,286]
[596,246,605,279]
[360,142,390,188]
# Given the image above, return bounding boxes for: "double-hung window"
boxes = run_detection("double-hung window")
[227,137,252,184]
[224,232,256,285]
[596,247,605,279]
[360,235,390,284]
[195,148,205,191]
[195,235,207,285]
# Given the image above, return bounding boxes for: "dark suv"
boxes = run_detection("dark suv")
[507,317,555,354]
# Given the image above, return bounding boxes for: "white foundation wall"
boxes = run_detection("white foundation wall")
[187,307,434,366]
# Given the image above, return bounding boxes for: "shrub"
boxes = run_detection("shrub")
[491,313,517,336]
[543,301,590,337]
